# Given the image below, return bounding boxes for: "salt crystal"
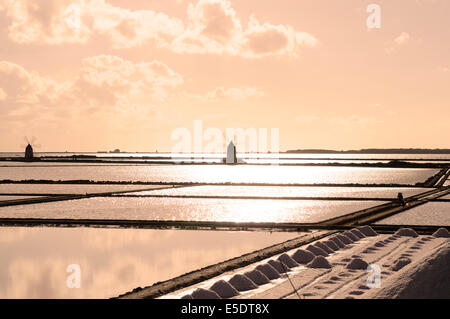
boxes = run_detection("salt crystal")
[244,270,270,285]
[307,256,332,269]
[307,244,329,257]
[395,228,419,238]
[346,258,369,270]
[277,253,299,268]
[209,280,239,298]
[192,288,221,299]
[432,228,450,238]
[255,264,280,280]
[291,249,314,264]
[228,274,258,292]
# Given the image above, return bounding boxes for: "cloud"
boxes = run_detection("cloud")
[394,32,410,45]
[202,86,264,101]
[0,0,318,58]
[0,61,65,110]
[0,56,261,125]
[0,56,183,121]
[1,0,91,44]
[385,32,411,54]
[170,0,318,58]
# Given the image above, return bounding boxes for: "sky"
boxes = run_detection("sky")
[0,0,449,152]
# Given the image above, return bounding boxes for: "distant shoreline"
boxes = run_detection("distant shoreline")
[286,148,450,154]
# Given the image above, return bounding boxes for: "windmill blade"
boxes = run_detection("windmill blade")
[23,136,30,144]
[31,136,37,145]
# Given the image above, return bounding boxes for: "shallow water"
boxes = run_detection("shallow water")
[376,202,450,225]
[0,227,301,298]
[0,165,438,185]
[0,197,385,223]
[0,184,167,195]
[125,186,430,199]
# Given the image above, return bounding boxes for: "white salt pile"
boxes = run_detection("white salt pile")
[391,257,412,271]
[315,242,334,254]
[256,264,280,280]
[209,280,239,298]
[181,294,193,299]
[324,240,339,251]
[350,228,366,239]
[244,270,270,285]
[268,259,289,273]
[291,249,315,264]
[229,274,258,292]
[307,256,332,269]
[329,236,346,248]
[337,234,352,245]
[346,258,369,270]
[357,225,378,236]
[192,288,221,299]
[395,228,419,238]
[344,231,360,241]
[307,244,329,257]
[278,253,299,268]
[432,228,450,238]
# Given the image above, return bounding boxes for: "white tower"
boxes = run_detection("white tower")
[226,140,237,164]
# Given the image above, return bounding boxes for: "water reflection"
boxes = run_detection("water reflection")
[0,198,384,223]
[0,165,438,184]
[0,227,299,298]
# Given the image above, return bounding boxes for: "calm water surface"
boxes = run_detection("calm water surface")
[0,165,438,184]
[0,227,301,298]
[0,197,385,223]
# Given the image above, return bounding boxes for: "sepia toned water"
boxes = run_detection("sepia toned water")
[0,227,301,298]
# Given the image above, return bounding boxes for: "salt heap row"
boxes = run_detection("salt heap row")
[181,226,378,299]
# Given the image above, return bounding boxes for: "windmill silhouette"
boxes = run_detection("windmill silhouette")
[21,136,41,161]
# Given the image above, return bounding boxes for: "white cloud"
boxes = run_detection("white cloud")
[394,32,410,45]
[170,1,318,58]
[202,86,264,100]
[0,0,318,58]
[385,32,411,54]
[0,56,183,119]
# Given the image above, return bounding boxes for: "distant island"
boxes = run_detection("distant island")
[286,148,450,154]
